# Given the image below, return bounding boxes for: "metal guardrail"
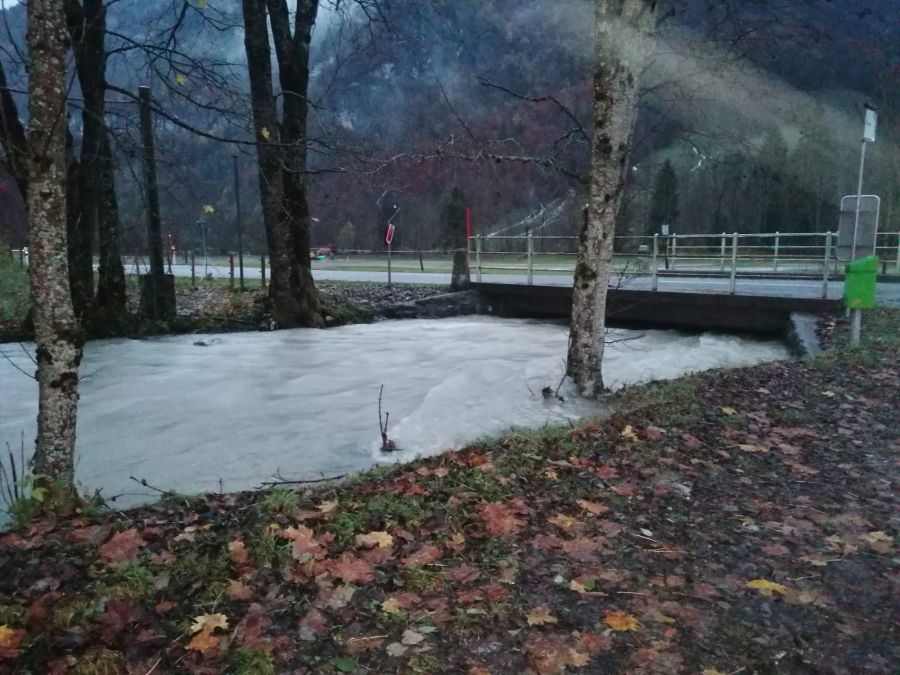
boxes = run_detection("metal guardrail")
[468,231,900,298]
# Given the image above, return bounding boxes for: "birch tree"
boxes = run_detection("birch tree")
[27,0,83,505]
[567,0,657,397]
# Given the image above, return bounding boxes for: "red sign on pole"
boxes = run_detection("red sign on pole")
[385,223,395,245]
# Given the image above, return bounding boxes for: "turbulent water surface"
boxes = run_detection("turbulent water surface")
[0,317,788,507]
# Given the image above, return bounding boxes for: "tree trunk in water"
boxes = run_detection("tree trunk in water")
[67,0,127,320]
[241,0,323,328]
[567,0,656,398]
[27,0,83,505]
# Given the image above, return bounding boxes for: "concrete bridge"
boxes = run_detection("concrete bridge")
[472,281,841,334]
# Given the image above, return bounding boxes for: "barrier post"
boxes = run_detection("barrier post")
[527,233,534,285]
[651,234,659,291]
[720,233,726,272]
[773,232,780,271]
[730,233,738,294]
[822,231,832,299]
[475,235,482,283]
[671,234,677,270]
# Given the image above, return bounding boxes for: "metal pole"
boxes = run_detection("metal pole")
[202,223,208,277]
[671,234,677,270]
[850,138,867,261]
[232,151,244,290]
[850,309,862,347]
[651,234,659,291]
[895,231,899,273]
[730,233,738,294]
[720,233,726,272]
[527,233,534,285]
[387,241,392,288]
[475,234,482,283]
[773,232,780,272]
[822,231,832,299]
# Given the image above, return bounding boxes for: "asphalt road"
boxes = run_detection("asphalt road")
[162,264,900,307]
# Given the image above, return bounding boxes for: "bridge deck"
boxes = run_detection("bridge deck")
[473,282,842,334]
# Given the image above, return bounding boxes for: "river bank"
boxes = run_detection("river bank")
[0,258,448,342]
[0,308,896,673]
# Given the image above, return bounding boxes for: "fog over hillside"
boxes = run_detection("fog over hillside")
[0,0,897,252]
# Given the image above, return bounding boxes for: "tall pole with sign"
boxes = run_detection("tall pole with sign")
[850,104,876,347]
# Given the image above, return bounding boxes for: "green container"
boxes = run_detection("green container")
[843,255,878,309]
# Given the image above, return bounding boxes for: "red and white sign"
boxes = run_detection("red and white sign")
[385,223,395,245]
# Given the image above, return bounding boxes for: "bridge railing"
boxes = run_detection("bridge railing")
[469,230,900,296]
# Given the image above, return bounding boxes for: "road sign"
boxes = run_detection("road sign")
[385,223,395,245]
[863,105,877,143]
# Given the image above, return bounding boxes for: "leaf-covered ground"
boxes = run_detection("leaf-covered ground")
[0,310,897,674]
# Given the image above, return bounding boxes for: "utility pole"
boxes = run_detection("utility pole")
[232,148,245,290]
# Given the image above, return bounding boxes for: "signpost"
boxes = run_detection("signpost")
[385,223,395,287]
[847,103,878,347]
[377,190,400,289]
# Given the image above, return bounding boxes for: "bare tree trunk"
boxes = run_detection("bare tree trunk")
[67,0,127,320]
[241,0,323,328]
[27,0,83,504]
[66,126,94,318]
[0,61,29,201]
[567,0,656,398]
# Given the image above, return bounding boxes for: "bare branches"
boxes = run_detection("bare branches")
[477,75,589,144]
[377,384,396,452]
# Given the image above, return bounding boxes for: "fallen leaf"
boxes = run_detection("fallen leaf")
[401,628,425,646]
[227,579,253,601]
[334,656,356,672]
[620,425,639,441]
[603,610,640,632]
[356,531,394,549]
[861,531,893,553]
[386,642,408,657]
[720,406,737,416]
[190,613,229,634]
[0,625,26,658]
[228,540,250,565]
[186,628,221,654]
[299,607,327,641]
[99,529,146,564]
[402,544,443,568]
[478,502,525,536]
[745,579,788,596]
[526,605,558,626]
[577,499,610,516]
[329,552,375,584]
[317,500,338,514]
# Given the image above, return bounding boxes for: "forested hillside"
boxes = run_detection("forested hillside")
[1,0,897,253]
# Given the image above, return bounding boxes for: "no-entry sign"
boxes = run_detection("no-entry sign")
[385,223,395,245]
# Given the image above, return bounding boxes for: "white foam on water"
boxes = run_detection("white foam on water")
[0,317,788,508]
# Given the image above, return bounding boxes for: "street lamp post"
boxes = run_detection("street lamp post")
[232,149,245,290]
